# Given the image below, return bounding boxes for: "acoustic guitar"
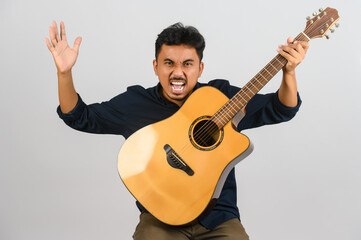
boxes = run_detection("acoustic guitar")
[118,7,340,225]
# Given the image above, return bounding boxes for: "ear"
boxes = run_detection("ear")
[198,62,204,78]
[153,59,158,76]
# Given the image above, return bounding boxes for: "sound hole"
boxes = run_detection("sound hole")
[193,119,220,148]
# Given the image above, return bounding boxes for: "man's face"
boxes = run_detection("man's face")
[153,44,204,106]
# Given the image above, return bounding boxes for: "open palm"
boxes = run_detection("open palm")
[46,21,82,73]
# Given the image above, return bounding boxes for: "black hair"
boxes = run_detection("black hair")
[155,22,205,61]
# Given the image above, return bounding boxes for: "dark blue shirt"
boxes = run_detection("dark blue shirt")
[57,79,301,229]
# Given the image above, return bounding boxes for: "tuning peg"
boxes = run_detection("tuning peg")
[319,8,324,12]
[335,23,340,28]
[306,16,311,20]
[330,28,335,33]
[325,35,330,39]
[313,12,318,16]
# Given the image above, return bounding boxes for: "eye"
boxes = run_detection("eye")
[184,62,193,67]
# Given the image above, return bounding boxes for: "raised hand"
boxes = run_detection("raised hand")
[277,37,309,74]
[46,21,82,73]
[276,37,309,107]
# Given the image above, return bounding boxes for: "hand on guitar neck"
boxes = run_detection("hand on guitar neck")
[277,37,310,107]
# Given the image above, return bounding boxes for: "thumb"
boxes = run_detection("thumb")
[73,37,82,52]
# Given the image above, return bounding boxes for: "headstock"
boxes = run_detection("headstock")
[303,7,340,40]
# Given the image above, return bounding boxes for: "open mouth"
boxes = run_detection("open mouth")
[170,81,185,94]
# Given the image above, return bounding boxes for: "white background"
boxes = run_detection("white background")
[1,0,360,239]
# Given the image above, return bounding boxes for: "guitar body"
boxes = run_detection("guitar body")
[117,86,253,225]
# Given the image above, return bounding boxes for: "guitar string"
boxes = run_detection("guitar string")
[183,36,301,150]
[179,46,298,154]
[186,14,332,144]
[176,50,293,156]
[176,35,304,156]
[180,31,313,152]
[175,16,333,158]
[186,15,336,148]
[192,54,289,148]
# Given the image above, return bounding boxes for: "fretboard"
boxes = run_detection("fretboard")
[211,32,310,128]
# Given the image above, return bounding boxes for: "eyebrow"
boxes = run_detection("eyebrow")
[163,58,195,63]
[163,58,174,63]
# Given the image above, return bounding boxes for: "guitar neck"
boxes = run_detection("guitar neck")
[211,32,310,128]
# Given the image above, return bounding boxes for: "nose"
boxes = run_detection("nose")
[172,64,185,78]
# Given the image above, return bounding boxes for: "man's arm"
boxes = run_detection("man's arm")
[277,37,309,107]
[46,21,82,113]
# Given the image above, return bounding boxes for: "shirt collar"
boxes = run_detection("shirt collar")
[154,82,202,107]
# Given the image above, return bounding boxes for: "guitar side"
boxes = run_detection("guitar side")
[117,86,253,225]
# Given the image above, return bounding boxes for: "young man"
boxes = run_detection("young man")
[46,22,308,239]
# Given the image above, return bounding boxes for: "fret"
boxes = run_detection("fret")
[253,76,263,86]
[213,118,223,128]
[238,94,248,105]
[275,56,283,65]
[248,81,259,93]
[230,98,242,113]
[263,67,273,77]
[269,62,279,71]
[216,112,228,125]
[246,84,256,95]
[242,88,252,100]
[228,102,239,113]
[258,72,267,82]
[223,107,233,119]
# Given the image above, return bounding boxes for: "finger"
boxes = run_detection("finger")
[45,38,54,52]
[284,41,308,57]
[291,41,309,50]
[292,41,309,60]
[279,45,298,57]
[277,47,290,59]
[295,43,306,58]
[73,37,82,53]
[49,26,58,47]
[52,21,61,42]
[287,37,294,44]
[277,46,297,64]
[60,21,67,41]
[296,41,310,53]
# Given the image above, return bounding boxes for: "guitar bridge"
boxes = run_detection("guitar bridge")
[164,144,194,176]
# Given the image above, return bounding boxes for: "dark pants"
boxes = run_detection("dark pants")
[133,212,250,240]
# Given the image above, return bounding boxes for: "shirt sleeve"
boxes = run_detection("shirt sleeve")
[206,79,302,131]
[56,93,127,135]
[236,90,302,131]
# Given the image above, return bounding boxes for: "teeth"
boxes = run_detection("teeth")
[172,86,184,91]
[171,82,184,85]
